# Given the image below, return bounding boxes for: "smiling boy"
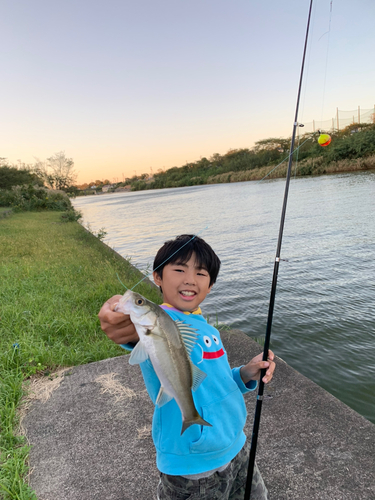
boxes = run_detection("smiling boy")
[98,234,275,499]
[153,255,212,312]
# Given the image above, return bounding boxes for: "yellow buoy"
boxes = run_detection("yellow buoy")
[318,133,331,147]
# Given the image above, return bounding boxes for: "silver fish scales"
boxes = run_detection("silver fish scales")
[115,290,211,434]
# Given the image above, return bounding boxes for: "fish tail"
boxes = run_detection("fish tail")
[181,415,212,435]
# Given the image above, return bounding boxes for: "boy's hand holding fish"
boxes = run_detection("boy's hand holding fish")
[98,295,139,345]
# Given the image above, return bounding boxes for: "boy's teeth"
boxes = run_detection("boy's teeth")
[181,291,195,296]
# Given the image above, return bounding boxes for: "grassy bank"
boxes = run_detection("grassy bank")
[206,153,375,184]
[0,211,161,499]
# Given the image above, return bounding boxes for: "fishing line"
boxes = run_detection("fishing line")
[294,125,302,179]
[244,0,314,498]
[257,135,314,183]
[298,0,316,127]
[319,0,333,128]
[318,0,333,41]
[116,272,129,290]
[115,227,210,292]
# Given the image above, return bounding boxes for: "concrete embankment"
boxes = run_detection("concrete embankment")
[23,329,375,500]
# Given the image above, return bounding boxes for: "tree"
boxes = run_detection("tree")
[0,164,44,189]
[44,151,77,191]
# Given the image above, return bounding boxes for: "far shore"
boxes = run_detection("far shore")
[77,156,375,196]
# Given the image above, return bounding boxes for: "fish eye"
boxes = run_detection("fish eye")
[212,335,219,345]
[136,298,144,305]
[203,336,212,347]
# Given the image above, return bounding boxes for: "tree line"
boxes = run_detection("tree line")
[128,122,375,191]
[2,123,375,197]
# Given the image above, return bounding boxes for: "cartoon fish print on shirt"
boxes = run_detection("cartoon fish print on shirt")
[159,304,225,363]
[196,332,225,364]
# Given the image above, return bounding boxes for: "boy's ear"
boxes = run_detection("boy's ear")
[153,271,162,286]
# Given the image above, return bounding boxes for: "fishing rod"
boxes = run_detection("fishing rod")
[244,0,314,498]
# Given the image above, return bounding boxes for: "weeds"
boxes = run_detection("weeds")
[207,313,232,331]
[84,222,107,240]
[60,207,82,222]
[96,228,107,241]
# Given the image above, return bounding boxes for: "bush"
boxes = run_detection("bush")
[60,208,82,222]
[325,126,375,162]
[0,185,72,212]
[0,165,44,189]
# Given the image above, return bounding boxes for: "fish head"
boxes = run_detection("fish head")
[115,290,157,331]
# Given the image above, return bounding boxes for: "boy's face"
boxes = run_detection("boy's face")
[153,253,213,312]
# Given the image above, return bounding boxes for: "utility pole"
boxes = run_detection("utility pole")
[336,108,339,131]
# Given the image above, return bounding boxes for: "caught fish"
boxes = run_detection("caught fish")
[115,290,211,435]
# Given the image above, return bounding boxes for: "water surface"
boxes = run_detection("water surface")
[73,172,375,423]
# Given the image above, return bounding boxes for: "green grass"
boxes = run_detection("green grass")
[0,211,161,499]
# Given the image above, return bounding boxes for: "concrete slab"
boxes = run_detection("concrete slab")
[23,330,375,500]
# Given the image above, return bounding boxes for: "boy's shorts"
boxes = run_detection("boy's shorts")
[157,440,268,500]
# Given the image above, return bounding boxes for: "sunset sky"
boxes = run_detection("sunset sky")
[2,0,374,183]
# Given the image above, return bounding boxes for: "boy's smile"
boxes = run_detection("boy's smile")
[153,254,213,312]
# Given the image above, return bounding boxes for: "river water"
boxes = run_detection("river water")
[73,172,375,424]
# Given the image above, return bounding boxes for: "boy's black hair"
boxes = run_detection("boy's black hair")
[153,234,221,287]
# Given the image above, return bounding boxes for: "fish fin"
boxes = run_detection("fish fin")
[175,320,197,337]
[128,341,149,365]
[155,386,173,407]
[191,362,207,392]
[175,321,198,356]
[181,415,212,435]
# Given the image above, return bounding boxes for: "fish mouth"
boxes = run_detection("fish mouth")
[116,290,133,314]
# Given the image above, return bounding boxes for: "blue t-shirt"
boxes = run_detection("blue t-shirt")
[121,304,257,476]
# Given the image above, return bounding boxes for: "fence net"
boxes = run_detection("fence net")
[299,107,375,134]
